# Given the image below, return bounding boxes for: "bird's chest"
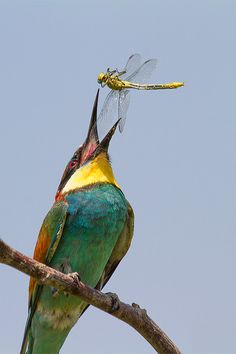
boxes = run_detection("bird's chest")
[51,185,127,285]
[37,185,128,328]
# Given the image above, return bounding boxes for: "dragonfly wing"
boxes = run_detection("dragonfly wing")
[125,58,157,84]
[118,90,130,133]
[97,90,119,140]
[120,53,142,79]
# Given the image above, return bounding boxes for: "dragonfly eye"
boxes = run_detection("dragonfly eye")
[98,72,106,84]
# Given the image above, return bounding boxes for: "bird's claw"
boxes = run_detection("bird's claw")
[68,272,81,285]
[53,272,81,297]
[106,292,120,313]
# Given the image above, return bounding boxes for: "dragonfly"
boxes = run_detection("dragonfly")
[97,53,184,133]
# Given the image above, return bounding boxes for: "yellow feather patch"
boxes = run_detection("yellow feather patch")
[62,152,119,194]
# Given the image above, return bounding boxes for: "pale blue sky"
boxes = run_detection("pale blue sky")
[0,1,235,354]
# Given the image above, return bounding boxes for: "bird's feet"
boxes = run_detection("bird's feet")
[52,272,81,298]
[105,292,120,313]
[68,272,81,285]
[62,272,81,297]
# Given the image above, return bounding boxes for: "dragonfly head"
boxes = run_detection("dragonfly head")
[56,90,120,195]
[97,72,107,86]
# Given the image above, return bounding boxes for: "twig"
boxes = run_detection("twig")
[0,238,182,354]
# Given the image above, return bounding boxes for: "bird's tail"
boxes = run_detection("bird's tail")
[20,310,33,354]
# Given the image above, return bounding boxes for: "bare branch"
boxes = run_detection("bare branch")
[0,239,182,354]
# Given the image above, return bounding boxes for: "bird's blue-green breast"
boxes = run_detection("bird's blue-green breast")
[54,183,128,284]
[39,183,128,311]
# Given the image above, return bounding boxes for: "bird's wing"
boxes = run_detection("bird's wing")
[80,200,134,316]
[20,200,68,354]
[99,201,134,289]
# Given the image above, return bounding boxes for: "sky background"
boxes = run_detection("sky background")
[0,1,235,354]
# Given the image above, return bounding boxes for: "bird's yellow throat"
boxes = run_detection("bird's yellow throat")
[62,152,119,194]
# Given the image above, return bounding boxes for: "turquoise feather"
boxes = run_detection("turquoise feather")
[23,184,133,354]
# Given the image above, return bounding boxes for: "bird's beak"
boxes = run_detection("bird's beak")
[80,90,100,165]
[94,119,120,156]
[80,90,119,166]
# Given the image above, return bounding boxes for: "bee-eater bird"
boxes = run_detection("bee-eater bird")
[20,90,134,354]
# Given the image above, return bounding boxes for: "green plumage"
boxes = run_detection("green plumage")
[23,183,134,354]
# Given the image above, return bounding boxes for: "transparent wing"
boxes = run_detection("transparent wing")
[97,90,119,140]
[125,58,157,84]
[118,90,130,133]
[119,53,142,79]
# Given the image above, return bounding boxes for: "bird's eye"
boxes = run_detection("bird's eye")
[68,160,77,169]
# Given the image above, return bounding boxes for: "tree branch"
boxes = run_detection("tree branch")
[0,239,182,354]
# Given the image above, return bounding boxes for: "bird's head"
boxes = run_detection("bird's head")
[56,90,119,200]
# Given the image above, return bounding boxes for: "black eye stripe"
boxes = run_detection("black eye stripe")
[57,147,82,193]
